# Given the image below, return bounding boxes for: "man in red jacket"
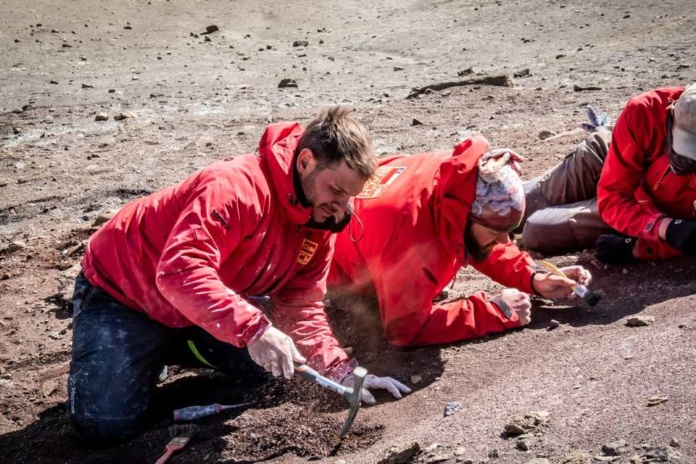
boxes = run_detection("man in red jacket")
[521,84,696,263]
[328,136,592,347]
[68,107,410,444]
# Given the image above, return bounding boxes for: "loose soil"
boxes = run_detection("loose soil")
[1,1,695,463]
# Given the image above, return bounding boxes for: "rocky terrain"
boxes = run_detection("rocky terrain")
[1,0,695,463]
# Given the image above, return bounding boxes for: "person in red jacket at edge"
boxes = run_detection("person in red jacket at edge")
[327,136,593,348]
[520,84,696,263]
[68,107,410,444]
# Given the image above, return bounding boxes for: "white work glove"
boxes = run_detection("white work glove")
[341,372,412,404]
[577,105,613,133]
[247,326,306,379]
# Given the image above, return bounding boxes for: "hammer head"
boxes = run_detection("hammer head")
[339,366,367,439]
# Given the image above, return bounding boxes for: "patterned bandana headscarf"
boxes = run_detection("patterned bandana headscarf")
[470,148,525,232]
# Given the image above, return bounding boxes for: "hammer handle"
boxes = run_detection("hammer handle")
[295,363,349,398]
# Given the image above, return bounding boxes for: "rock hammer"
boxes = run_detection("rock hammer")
[295,363,368,438]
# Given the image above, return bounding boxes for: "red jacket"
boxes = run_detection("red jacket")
[598,86,696,260]
[82,122,351,378]
[328,136,537,347]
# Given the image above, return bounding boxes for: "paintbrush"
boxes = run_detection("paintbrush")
[154,424,198,464]
[540,261,602,307]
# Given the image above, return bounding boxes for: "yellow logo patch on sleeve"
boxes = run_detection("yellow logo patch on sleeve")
[357,166,406,199]
[297,238,319,265]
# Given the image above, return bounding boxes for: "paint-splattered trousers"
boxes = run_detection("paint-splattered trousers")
[67,272,265,445]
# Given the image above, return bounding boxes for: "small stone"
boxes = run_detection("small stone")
[292,40,309,47]
[113,111,137,121]
[41,380,58,397]
[278,78,298,89]
[547,319,560,330]
[669,438,680,448]
[379,442,420,464]
[393,66,404,71]
[677,64,691,69]
[517,439,531,451]
[457,67,474,76]
[559,450,590,463]
[626,316,655,327]
[525,460,550,464]
[539,130,556,140]
[646,395,668,407]
[453,447,466,456]
[573,84,602,92]
[204,36,211,42]
[6,241,27,253]
[556,54,566,59]
[488,449,500,459]
[49,80,59,84]
[444,401,463,417]
[644,446,677,462]
[513,68,530,78]
[442,90,452,97]
[425,455,449,464]
[205,25,219,33]
[81,83,94,89]
[412,118,423,126]
[95,113,108,121]
[93,211,117,227]
[423,444,439,452]
[602,440,628,456]
[411,375,422,384]
[505,411,550,435]
[335,460,347,464]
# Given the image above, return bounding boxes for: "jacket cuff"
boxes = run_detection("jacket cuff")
[641,213,666,241]
[241,313,272,347]
[490,297,521,327]
[326,358,359,383]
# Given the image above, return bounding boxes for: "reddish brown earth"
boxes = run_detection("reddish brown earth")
[1,1,695,463]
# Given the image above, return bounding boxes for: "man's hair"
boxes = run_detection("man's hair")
[297,106,376,179]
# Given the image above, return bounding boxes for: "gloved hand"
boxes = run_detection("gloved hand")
[596,234,636,264]
[666,219,696,255]
[341,372,412,404]
[247,326,306,379]
[492,289,531,325]
[577,105,613,133]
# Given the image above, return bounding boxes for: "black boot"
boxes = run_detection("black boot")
[595,234,636,264]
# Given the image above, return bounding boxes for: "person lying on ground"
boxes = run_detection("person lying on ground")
[327,135,592,347]
[68,107,410,445]
[521,84,696,263]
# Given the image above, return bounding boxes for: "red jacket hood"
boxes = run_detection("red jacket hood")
[258,122,313,225]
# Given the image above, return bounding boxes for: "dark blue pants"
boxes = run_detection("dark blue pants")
[68,273,265,444]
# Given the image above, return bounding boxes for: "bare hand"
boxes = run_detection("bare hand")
[533,265,592,299]
[247,327,306,379]
[500,288,531,325]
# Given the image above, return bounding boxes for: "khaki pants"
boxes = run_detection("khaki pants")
[520,130,616,254]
